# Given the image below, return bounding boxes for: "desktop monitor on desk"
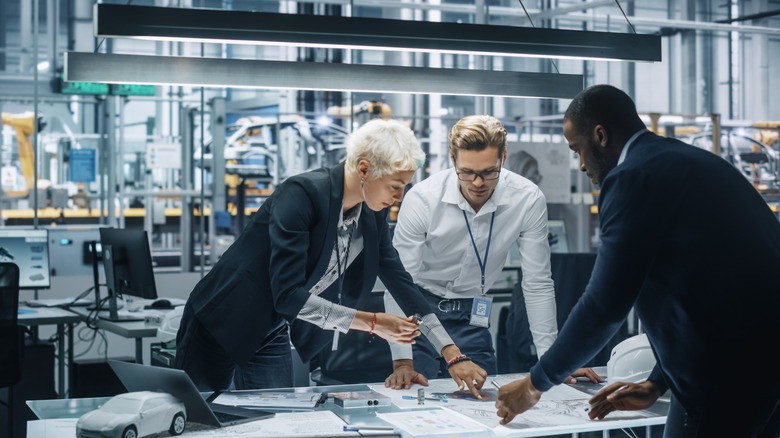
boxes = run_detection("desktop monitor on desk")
[46,225,105,277]
[97,228,158,322]
[0,228,51,290]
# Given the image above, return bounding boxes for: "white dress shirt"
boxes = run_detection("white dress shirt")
[385,167,558,360]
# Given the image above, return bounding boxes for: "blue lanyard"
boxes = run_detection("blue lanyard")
[462,210,495,295]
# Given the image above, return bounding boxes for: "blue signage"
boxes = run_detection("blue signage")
[69,148,97,183]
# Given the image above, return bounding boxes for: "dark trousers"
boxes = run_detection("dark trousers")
[412,290,497,379]
[664,392,780,438]
[174,304,293,391]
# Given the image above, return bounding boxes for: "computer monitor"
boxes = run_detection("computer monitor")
[0,228,51,289]
[46,225,105,277]
[99,228,158,300]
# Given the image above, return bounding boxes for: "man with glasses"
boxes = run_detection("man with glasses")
[384,115,600,388]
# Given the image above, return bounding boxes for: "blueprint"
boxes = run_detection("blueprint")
[371,377,656,433]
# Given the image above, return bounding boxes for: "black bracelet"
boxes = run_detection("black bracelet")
[446,356,472,369]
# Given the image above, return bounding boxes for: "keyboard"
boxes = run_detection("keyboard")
[26,298,93,308]
[213,410,248,423]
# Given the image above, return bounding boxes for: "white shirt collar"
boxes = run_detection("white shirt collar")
[617,129,648,165]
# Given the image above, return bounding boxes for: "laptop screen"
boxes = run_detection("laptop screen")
[0,228,51,289]
[108,360,273,427]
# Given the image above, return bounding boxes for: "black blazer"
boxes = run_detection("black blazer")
[186,163,434,365]
[531,132,780,416]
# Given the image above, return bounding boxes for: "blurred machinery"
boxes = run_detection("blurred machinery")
[641,113,780,193]
[326,100,393,123]
[1,112,47,193]
[195,114,349,182]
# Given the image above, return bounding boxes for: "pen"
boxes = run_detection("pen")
[585,385,627,411]
[401,395,447,402]
[343,425,396,432]
[491,380,502,390]
[585,399,608,412]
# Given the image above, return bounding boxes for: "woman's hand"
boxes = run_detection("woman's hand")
[351,312,420,344]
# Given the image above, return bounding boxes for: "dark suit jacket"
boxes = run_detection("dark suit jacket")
[186,163,434,365]
[530,132,780,416]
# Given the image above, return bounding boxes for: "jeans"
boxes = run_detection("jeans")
[174,304,293,391]
[412,290,497,379]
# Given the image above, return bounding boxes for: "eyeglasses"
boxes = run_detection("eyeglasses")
[454,160,503,182]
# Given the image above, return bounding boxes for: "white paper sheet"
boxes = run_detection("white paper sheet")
[377,408,488,436]
[184,411,356,437]
[26,418,78,437]
[212,391,323,409]
[29,411,358,438]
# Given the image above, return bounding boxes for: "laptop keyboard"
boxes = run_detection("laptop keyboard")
[214,410,248,423]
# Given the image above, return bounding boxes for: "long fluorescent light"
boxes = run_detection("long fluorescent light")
[94,3,661,63]
[64,52,583,99]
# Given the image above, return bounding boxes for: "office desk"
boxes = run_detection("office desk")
[27,377,668,437]
[69,307,171,363]
[17,306,82,398]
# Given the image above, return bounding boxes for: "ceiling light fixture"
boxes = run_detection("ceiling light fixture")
[64,52,584,99]
[94,4,661,63]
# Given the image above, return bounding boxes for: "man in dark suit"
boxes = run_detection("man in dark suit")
[175,119,486,395]
[495,84,780,437]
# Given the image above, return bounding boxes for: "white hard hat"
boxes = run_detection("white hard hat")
[606,333,657,384]
[157,306,184,344]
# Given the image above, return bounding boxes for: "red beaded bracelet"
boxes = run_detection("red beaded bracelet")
[446,354,469,366]
[368,313,376,336]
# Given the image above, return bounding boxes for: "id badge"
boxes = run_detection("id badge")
[469,295,493,328]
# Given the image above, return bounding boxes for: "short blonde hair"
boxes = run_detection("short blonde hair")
[449,115,507,159]
[345,119,426,179]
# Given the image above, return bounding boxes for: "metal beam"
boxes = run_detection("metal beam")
[311,0,780,36]
[526,0,614,20]
[94,3,661,62]
[714,9,780,24]
[64,52,584,100]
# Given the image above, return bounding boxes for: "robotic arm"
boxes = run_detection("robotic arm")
[1,112,46,192]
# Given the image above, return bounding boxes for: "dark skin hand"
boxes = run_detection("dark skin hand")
[495,377,542,425]
[494,369,604,425]
[587,380,663,420]
[565,368,604,384]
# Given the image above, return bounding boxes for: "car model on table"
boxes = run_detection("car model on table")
[76,391,186,438]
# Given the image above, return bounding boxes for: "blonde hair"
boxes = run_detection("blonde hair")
[449,115,507,158]
[345,119,426,178]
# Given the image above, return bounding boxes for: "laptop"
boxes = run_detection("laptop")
[108,360,275,427]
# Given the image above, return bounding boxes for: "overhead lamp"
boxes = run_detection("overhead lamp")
[94,3,661,63]
[64,52,583,100]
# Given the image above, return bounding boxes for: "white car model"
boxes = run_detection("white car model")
[76,391,186,438]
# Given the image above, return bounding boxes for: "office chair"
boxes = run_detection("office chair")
[309,291,393,385]
[0,263,22,438]
[500,253,629,373]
